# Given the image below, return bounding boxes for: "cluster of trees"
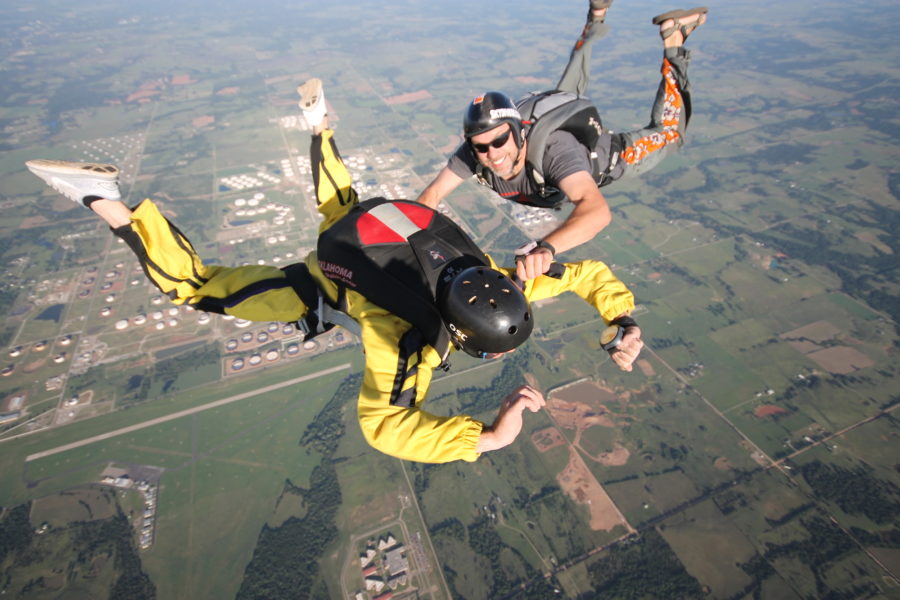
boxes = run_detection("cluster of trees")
[101,512,157,600]
[410,461,443,499]
[649,336,691,350]
[706,302,727,317]
[511,484,560,510]
[587,529,704,599]
[662,262,704,288]
[235,374,354,599]
[152,343,221,397]
[658,441,690,462]
[800,460,900,524]
[849,525,900,549]
[729,553,777,600]
[235,464,341,600]
[428,507,562,598]
[780,374,821,402]
[603,473,639,485]
[713,489,748,516]
[299,372,358,456]
[0,503,33,565]
[764,502,814,527]
[755,220,900,326]
[738,552,775,581]
[762,514,883,599]
[465,516,548,600]
[1,499,155,599]
[428,517,465,542]
[52,509,155,600]
[456,348,530,416]
[763,516,853,576]
[0,275,20,346]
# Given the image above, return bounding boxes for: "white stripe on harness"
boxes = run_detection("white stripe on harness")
[368,203,423,241]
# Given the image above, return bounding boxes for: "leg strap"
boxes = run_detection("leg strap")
[281,263,360,341]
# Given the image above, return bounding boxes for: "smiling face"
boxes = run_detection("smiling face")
[469,124,525,180]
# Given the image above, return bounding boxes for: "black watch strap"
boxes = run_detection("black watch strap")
[535,239,556,257]
[610,315,638,330]
[516,239,556,259]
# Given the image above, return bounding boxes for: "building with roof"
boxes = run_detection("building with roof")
[364,577,385,593]
[384,545,409,576]
[377,534,397,551]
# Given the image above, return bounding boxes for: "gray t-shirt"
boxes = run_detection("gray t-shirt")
[447,130,592,206]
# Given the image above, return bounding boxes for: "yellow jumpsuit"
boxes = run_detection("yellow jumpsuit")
[117,130,635,463]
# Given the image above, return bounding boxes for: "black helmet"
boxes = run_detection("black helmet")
[437,266,533,357]
[463,91,524,148]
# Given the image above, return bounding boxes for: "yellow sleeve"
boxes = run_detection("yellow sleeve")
[354,307,485,463]
[505,259,635,323]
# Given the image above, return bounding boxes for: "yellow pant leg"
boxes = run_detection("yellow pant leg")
[119,199,308,323]
[312,129,359,233]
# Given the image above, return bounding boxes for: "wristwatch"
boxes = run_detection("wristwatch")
[600,324,625,352]
[600,315,638,353]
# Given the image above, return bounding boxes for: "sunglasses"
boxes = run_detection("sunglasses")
[471,130,512,154]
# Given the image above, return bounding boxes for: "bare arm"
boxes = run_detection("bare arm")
[544,170,611,253]
[416,166,465,209]
[516,169,612,281]
[476,385,546,453]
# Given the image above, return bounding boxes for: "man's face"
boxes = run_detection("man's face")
[469,124,523,180]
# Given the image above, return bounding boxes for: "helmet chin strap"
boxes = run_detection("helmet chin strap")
[510,136,526,176]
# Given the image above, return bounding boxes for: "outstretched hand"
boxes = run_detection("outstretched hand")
[610,326,643,372]
[476,385,546,453]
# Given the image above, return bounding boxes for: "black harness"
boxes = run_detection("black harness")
[316,198,489,358]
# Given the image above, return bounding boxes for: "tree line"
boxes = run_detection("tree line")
[234,373,356,599]
[800,460,900,524]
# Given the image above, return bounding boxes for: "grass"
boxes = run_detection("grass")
[657,499,758,599]
[31,487,119,527]
[577,424,620,457]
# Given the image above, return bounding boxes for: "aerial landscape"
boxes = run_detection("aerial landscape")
[0,0,898,599]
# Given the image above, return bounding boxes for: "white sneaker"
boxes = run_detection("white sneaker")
[26,160,121,207]
[297,78,327,128]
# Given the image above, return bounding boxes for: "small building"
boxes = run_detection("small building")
[364,577,384,592]
[377,535,397,551]
[388,572,408,589]
[0,411,21,424]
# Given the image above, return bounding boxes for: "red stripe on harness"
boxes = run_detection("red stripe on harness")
[355,202,435,244]
[357,212,406,244]
[394,202,435,230]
